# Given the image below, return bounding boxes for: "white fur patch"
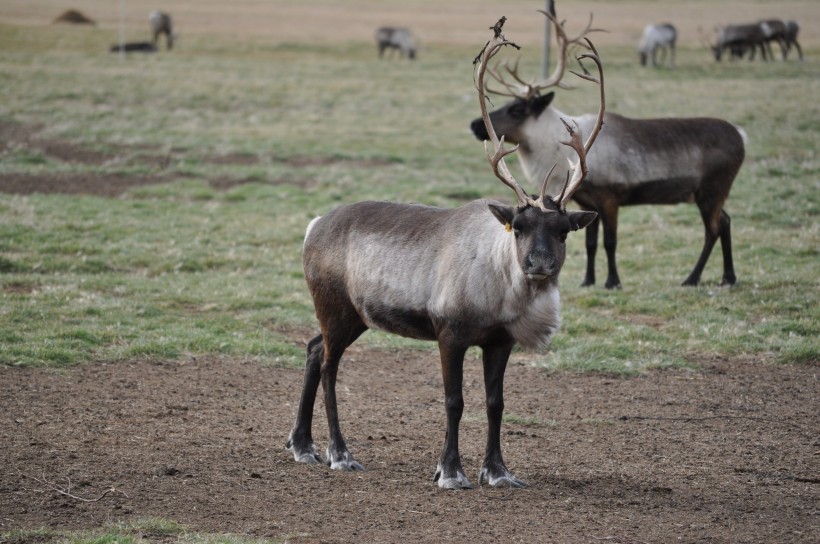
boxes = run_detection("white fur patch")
[507,284,561,349]
[304,216,322,247]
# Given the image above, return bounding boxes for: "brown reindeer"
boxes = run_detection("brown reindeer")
[149,11,174,50]
[286,16,604,489]
[471,12,745,289]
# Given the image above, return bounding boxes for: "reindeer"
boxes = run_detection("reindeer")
[470,13,744,289]
[712,24,768,61]
[759,19,788,61]
[784,20,804,60]
[149,11,174,50]
[375,27,417,59]
[638,23,677,68]
[286,16,604,490]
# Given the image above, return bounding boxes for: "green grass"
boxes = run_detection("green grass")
[0,518,302,544]
[1,16,818,371]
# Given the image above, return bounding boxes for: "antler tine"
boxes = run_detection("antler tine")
[556,40,606,210]
[475,18,532,208]
[537,162,559,203]
[486,60,527,97]
[525,10,598,95]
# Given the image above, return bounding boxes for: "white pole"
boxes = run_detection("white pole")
[541,0,555,78]
[118,0,125,60]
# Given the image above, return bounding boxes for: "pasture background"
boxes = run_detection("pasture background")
[0,1,819,542]
[1,0,818,370]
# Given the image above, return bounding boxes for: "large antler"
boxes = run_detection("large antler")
[493,10,601,99]
[475,17,606,212]
[474,17,532,208]
[554,39,606,210]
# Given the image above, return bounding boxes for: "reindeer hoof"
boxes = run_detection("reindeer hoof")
[478,467,527,488]
[434,464,474,490]
[286,439,322,465]
[326,449,366,471]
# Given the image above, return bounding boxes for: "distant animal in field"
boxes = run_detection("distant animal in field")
[784,20,803,60]
[712,23,769,61]
[638,23,677,67]
[759,19,789,60]
[53,9,95,25]
[149,11,174,50]
[472,15,745,289]
[287,15,604,490]
[375,27,417,59]
[109,42,157,54]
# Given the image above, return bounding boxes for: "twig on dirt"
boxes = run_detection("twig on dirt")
[618,414,809,433]
[24,472,129,502]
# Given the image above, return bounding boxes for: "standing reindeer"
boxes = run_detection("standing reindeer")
[471,13,744,289]
[149,11,174,50]
[375,27,417,59]
[759,19,788,60]
[638,23,677,67]
[286,16,604,489]
[712,23,768,61]
[784,20,803,60]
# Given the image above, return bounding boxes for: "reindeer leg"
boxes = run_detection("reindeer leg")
[718,209,736,286]
[478,338,525,488]
[286,334,324,464]
[600,202,622,289]
[582,214,599,287]
[322,323,367,471]
[683,203,721,286]
[434,339,472,490]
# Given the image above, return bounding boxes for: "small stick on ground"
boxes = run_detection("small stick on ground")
[24,472,129,502]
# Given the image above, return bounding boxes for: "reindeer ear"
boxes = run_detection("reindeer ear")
[532,92,555,117]
[488,203,515,228]
[567,210,597,231]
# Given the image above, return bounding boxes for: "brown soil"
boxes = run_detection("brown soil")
[1,351,818,543]
[0,121,371,197]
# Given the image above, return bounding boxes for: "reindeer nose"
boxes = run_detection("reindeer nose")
[470,118,489,140]
[525,250,558,279]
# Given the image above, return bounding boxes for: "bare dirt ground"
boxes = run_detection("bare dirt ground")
[1,349,818,543]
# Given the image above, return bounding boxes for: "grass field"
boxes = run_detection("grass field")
[1,0,818,371]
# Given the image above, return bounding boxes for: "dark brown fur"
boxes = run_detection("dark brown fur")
[471,96,745,288]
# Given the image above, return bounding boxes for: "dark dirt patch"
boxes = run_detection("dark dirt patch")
[0,121,112,167]
[0,121,382,197]
[0,172,170,198]
[1,352,817,543]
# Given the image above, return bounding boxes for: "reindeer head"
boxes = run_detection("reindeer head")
[473,14,604,281]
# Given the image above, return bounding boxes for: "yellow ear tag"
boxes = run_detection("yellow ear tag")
[504,223,512,233]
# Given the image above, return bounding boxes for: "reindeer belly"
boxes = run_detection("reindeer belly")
[622,177,698,205]
[357,299,437,341]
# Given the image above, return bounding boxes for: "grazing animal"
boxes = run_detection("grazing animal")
[784,20,804,60]
[149,11,174,50]
[471,16,744,289]
[286,16,604,490]
[638,23,677,67]
[109,42,157,54]
[375,27,417,59]
[759,19,788,60]
[53,9,95,25]
[712,24,768,61]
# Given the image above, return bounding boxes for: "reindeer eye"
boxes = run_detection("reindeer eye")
[508,105,525,118]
